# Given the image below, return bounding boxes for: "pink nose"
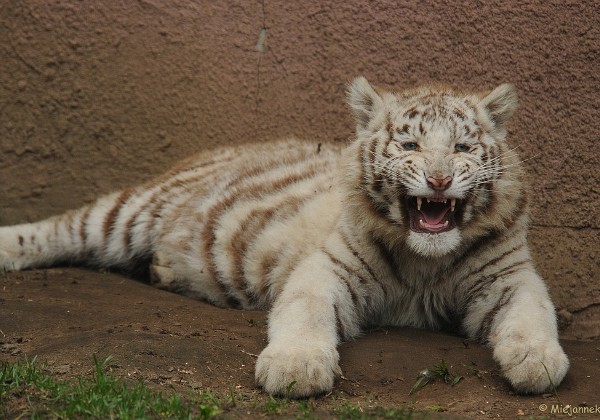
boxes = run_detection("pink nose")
[427,176,452,191]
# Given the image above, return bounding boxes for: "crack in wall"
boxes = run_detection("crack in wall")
[571,302,600,315]
[254,0,267,134]
[531,223,600,230]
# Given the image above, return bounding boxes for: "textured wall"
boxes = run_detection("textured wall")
[0,0,598,338]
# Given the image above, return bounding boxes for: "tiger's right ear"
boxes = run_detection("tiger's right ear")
[347,76,384,132]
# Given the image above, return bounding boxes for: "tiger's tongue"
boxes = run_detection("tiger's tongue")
[421,207,449,226]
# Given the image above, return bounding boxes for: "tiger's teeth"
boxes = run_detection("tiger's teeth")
[419,219,425,227]
[443,220,449,227]
[426,198,431,203]
[417,197,422,211]
[450,199,456,212]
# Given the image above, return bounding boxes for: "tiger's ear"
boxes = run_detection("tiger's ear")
[347,76,384,132]
[478,83,518,137]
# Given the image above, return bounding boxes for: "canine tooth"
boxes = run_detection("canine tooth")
[451,199,456,212]
[427,198,431,203]
[443,220,449,227]
[417,197,422,211]
[419,219,425,227]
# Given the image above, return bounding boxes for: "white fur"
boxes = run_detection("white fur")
[406,230,462,257]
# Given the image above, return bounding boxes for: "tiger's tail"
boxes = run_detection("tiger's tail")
[0,188,157,272]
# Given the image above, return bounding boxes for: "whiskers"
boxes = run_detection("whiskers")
[475,145,538,183]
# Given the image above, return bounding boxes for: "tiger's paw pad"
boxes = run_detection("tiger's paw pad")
[255,343,341,398]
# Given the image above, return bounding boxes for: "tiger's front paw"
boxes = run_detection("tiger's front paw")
[255,342,341,398]
[494,339,569,394]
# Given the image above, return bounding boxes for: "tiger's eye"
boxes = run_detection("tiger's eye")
[402,142,419,151]
[455,143,470,153]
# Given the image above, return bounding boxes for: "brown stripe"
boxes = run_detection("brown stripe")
[368,137,379,191]
[134,157,238,246]
[382,120,394,159]
[333,268,358,306]
[143,152,238,190]
[232,207,277,301]
[18,235,24,247]
[135,153,267,259]
[421,107,434,120]
[103,188,134,240]
[458,227,503,263]
[141,178,200,241]
[334,304,346,341]
[123,208,141,254]
[397,124,409,134]
[457,167,469,177]
[230,192,323,306]
[494,259,532,278]
[256,247,308,308]
[506,190,528,228]
[465,259,531,305]
[463,243,525,282]
[404,106,419,118]
[202,160,323,308]
[453,108,466,121]
[472,145,495,214]
[373,237,402,283]
[359,141,394,224]
[66,211,75,243]
[477,286,516,341]
[323,248,369,287]
[339,231,379,285]
[79,206,92,247]
[450,118,458,139]
[256,253,278,305]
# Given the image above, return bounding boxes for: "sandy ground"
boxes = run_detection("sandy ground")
[2,268,599,418]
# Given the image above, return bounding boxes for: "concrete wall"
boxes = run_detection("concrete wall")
[0,0,598,338]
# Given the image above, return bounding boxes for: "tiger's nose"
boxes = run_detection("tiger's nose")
[427,176,453,191]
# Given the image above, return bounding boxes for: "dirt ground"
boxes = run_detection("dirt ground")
[1,268,598,418]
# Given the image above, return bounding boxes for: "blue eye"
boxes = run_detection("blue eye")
[455,143,470,153]
[402,142,419,151]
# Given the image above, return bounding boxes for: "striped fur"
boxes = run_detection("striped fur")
[0,77,568,397]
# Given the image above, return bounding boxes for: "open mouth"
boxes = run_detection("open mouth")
[406,197,463,233]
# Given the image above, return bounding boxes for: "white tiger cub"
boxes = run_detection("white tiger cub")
[0,77,568,397]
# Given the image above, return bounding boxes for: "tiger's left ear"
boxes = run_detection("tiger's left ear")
[479,84,518,137]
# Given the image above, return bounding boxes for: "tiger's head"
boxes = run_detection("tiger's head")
[344,77,524,258]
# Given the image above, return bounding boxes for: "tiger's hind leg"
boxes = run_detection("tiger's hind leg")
[149,251,178,289]
[148,227,234,308]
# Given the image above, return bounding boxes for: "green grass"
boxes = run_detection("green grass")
[409,359,463,395]
[0,355,220,419]
[335,400,416,419]
[541,361,562,404]
[1,356,418,419]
